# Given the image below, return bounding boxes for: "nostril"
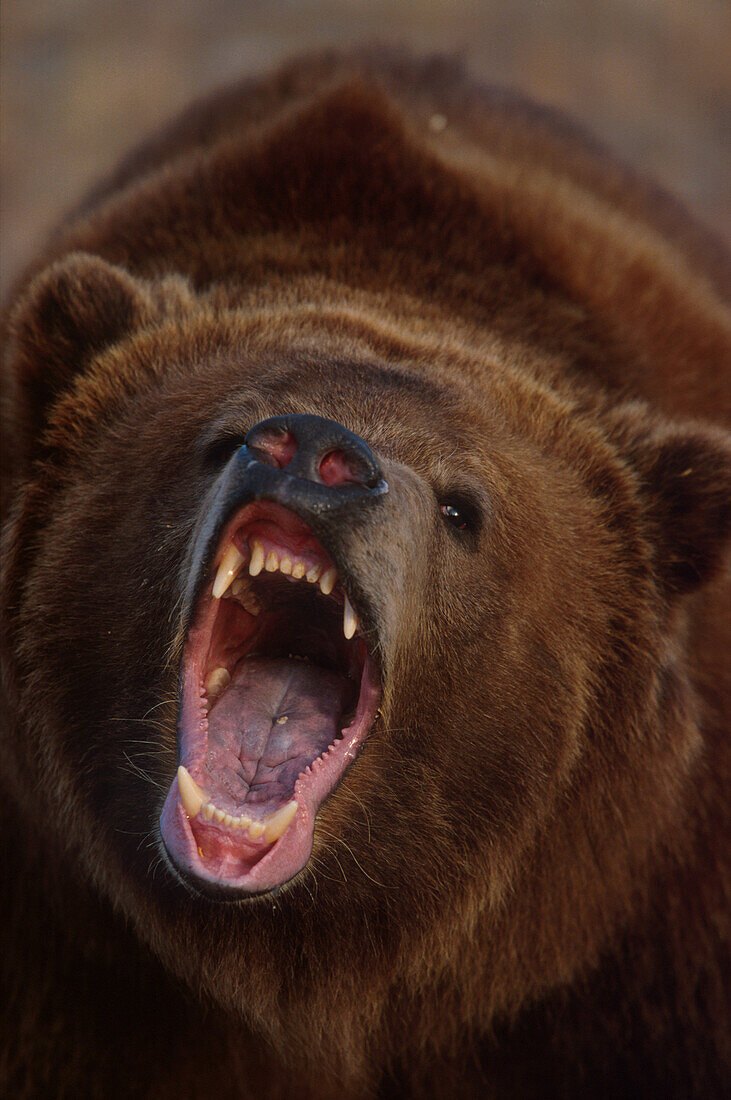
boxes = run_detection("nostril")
[250,429,297,470]
[318,449,365,487]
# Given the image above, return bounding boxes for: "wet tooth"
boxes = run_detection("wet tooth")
[177,766,207,818]
[205,667,231,700]
[343,594,358,640]
[265,550,279,572]
[319,567,336,595]
[292,561,306,579]
[212,543,245,599]
[248,539,265,576]
[214,808,226,823]
[263,800,298,843]
[280,556,292,575]
[306,564,321,583]
[248,820,265,839]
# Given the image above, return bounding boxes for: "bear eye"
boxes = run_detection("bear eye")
[440,502,470,531]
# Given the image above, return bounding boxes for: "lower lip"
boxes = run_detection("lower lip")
[159,651,381,896]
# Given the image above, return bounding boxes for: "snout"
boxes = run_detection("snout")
[182,414,388,626]
[163,413,387,896]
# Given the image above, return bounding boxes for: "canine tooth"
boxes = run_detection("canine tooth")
[248,539,265,576]
[177,766,207,818]
[319,567,336,595]
[280,556,293,575]
[202,803,215,821]
[306,564,321,583]
[263,800,298,843]
[214,808,226,823]
[343,594,357,640]
[248,819,265,839]
[292,561,306,579]
[205,667,231,700]
[212,543,245,598]
[265,550,279,572]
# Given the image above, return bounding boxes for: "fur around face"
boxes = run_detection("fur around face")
[1,49,729,1099]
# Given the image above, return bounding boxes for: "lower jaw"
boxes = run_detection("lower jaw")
[159,651,381,897]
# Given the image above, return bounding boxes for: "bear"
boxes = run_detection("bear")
[1,47,729,1099]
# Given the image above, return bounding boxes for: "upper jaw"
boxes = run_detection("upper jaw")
[159,477,384,898]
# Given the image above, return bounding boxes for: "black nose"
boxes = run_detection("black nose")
[245,414,384,490]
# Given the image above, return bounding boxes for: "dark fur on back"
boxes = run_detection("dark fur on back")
[1,50,729,1099]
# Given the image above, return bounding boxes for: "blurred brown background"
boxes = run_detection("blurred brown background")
[2,0,729,297]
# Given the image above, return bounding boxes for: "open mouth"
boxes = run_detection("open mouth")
[159,500,381,896]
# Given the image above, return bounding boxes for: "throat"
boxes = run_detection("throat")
[201,657,354,819]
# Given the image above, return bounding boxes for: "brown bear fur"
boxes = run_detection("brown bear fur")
[1,49,729,1098]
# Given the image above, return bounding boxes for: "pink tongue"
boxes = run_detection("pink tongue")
[202,658,352,813]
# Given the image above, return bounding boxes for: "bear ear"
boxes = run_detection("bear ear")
[6,252,155,435]
[630,422,731,598]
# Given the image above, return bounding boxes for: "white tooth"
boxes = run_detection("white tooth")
[265,550,279,572]
[214,808,226,823]
[343,594,357,640]
[306,564,321,583]
[212,543,245,599]
[247,819,265,839]
[279,556,292,575]
[223,814,235,827]
[319,567,336,595]
[205,667,231,701]
[292,561,306,579]
[263,800,298,843]
[248,539,264,576]
[202,803,215,820]
[177,766,207,818]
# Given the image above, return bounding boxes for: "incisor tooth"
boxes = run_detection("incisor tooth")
[319,567,336,595]
[214,808,226,823]
[343,594,357,640]
[263,800,298,843]
[212,543,245,599]
[248,540,264,576]
[265,550,279,572]
[280,556,292,575]
[177,766,207,818]
[306,564,321,583]
[202,803,215,821]
[205,667,231,700]
[292,561,306,579]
